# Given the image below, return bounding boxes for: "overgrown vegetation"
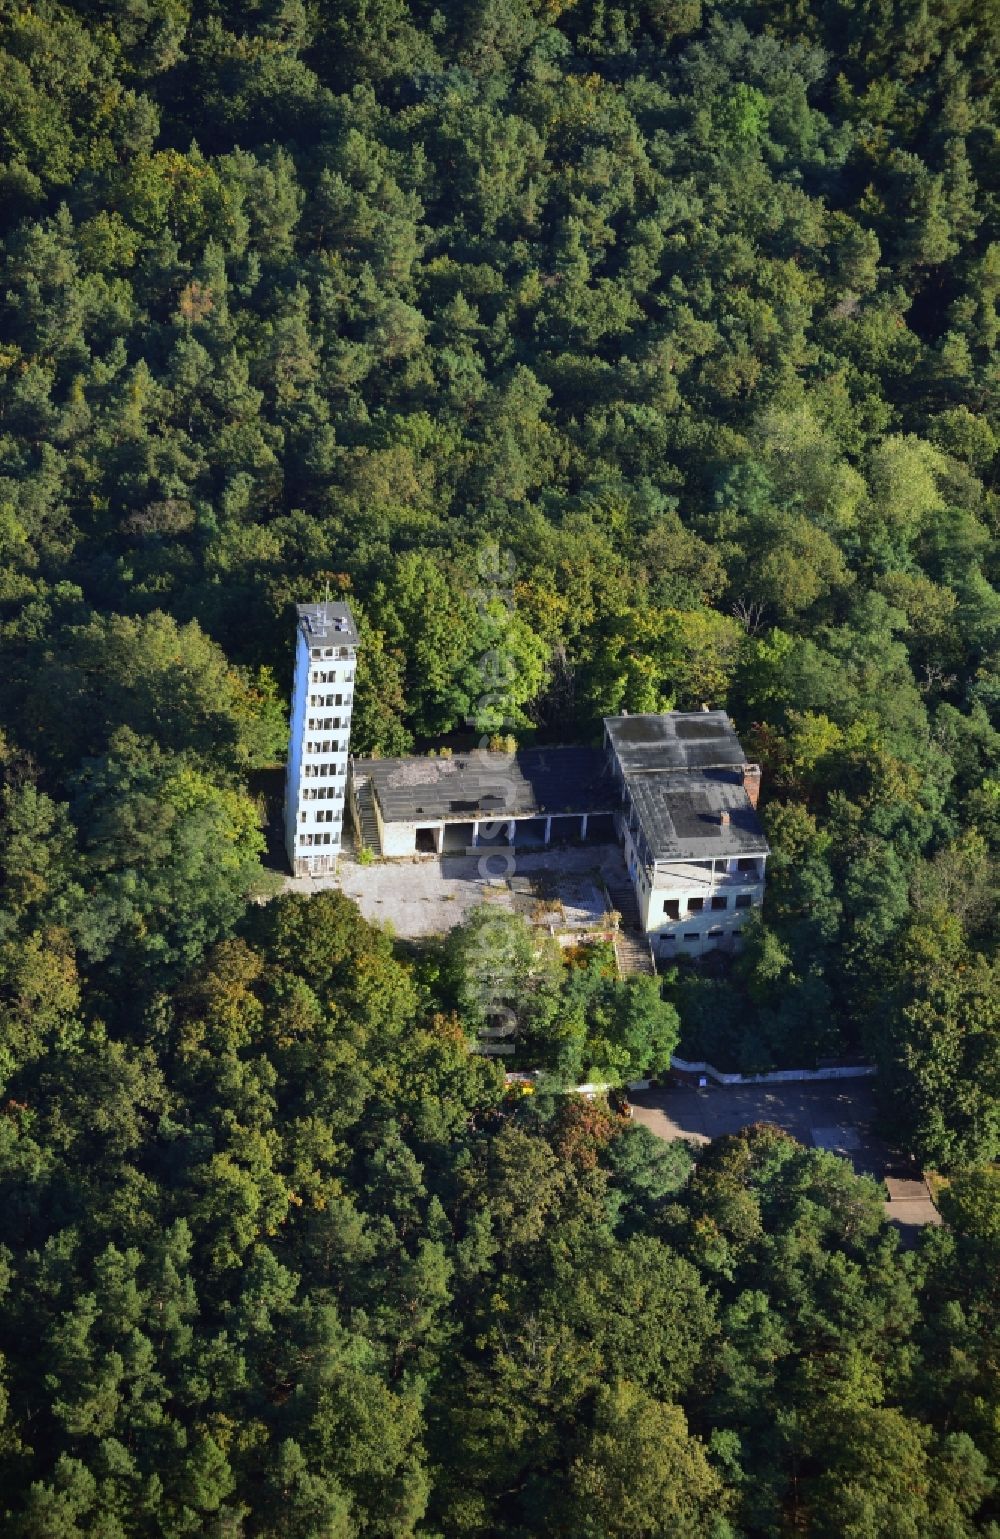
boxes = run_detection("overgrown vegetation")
[0,0,998,1529]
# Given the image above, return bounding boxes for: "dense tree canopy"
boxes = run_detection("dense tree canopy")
[0,0,996,1084]
[0,892,996,1535]
[0,0,998,1530]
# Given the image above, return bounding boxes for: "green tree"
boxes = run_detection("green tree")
[877,909,1000,1170]
[561,1381,729,1539]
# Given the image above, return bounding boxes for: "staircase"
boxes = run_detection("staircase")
[614,929,657,978]
[352,777,382,857]
[603,872,641,929]
[604,870,656,977]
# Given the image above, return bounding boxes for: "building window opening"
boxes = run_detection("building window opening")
[735,894,752,909]
[415,827,437,854]
[663,899,680,919]
[711,895,728,911]
[737,857,758,873]
[688,897,704,914]
[683,932,698,942]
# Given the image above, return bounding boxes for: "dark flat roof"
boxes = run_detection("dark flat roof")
[605,711,746,773]
[297,600,359,648]
[629,769,769,861]
[355,747,616,824]
[353,713,768,863]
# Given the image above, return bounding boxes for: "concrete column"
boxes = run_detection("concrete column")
[472,821,479,847]
[580,813,588,840]
[507,819,515,844]
[435,826,444,854]
[544,816,552,844]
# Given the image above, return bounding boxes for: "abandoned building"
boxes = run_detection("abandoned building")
[284,602,767,951]
[603,712,767,957]
[284,599,359,877]
[350,747,618,858]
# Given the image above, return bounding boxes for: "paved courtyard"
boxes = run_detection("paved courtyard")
[630,1080,941,1238]
[286,843,628,939]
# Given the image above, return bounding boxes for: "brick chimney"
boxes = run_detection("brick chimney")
[742,763,761,809]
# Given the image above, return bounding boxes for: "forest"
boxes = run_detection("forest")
[0,0,997,1531]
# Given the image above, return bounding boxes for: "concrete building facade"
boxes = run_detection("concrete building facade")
[603,713,767,959]
[284,600,358,877]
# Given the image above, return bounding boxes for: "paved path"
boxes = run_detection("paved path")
[630,1081,941,1238]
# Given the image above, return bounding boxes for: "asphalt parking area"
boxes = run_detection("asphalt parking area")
[629,1080,941,1238]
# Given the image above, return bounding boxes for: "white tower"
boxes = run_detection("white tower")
[285,599,359,876]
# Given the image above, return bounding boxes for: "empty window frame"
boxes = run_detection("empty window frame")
[688,897,705,914]
[663,899,680,920]
[735,894,753,909]
[711,895,728,911]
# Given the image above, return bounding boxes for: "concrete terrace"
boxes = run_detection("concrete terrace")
[286,842,630,940]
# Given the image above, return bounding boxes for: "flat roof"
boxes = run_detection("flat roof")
[605,711,747,773]
[355,747,616,824]
[628,769,769,862]
[296,600,359,648]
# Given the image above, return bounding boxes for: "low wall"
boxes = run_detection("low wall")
[664,1057,877,1088]
[505,1060,877,1096]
